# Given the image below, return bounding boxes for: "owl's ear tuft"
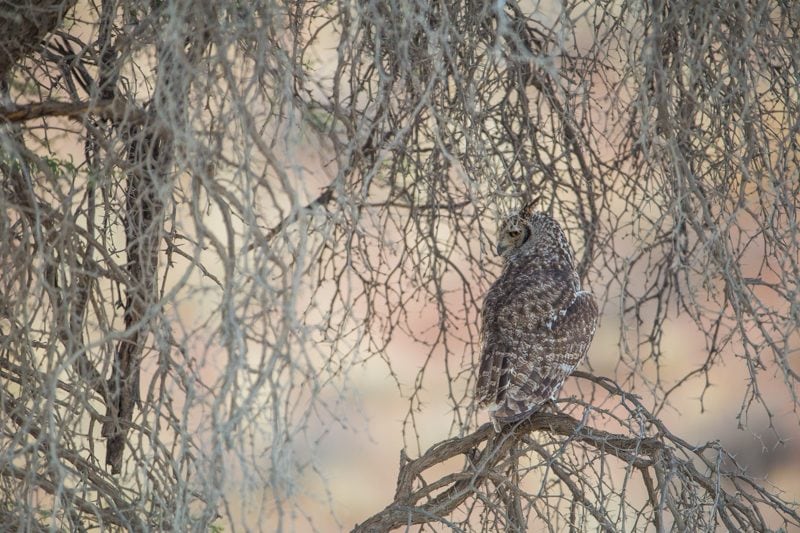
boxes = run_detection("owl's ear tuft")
[520,196,541,218]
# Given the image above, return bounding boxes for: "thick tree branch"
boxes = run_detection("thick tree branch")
[353,377,799,532]
[353,409,657,532]
[0,99,151,127]
[102,113,170,473]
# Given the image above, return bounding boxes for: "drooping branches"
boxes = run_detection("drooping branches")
[0,0,798,531]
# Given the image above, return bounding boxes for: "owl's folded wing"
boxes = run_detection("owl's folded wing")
[476,268,579,408]
[477,278,598,424]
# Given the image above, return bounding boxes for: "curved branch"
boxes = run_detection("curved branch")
[353,409,658,532]
[353,378,800,532]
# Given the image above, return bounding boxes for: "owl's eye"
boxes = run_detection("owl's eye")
[507,229,522,238]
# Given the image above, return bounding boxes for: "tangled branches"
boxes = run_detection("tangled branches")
[356,372,799,531]
[0,0,798,530]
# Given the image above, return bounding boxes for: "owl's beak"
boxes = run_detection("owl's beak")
[496,242,508,256]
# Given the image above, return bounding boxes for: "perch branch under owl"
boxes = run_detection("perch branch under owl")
[352,372,791,532]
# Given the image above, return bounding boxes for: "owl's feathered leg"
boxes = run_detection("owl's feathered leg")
[491,398,562,432]
[490,403,541,432]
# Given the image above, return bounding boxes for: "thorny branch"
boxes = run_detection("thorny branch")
[354,373,800,532]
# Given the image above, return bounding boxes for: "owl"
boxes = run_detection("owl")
[476,202,598,431]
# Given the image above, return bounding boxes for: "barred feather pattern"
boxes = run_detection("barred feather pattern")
[476,208,598,431]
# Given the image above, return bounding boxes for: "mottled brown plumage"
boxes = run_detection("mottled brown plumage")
[477,202,598,431]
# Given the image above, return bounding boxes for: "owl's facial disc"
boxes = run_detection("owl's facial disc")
[496,218,529,257]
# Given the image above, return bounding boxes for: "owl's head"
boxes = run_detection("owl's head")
[495,201,574,265]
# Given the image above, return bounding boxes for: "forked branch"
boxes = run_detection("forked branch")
[353,376,800,532]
